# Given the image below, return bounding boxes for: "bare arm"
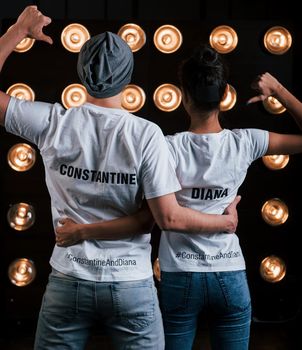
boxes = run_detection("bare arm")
[248,72,302,155]
[0,6,52,126]
[55,196,240,247]
[147,193,240,233]
[55,205,155,247]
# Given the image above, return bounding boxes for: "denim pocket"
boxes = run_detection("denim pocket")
[216,270,251,312]
[41,273,79,327]
[159,272,191,313]
[111,279,156,332]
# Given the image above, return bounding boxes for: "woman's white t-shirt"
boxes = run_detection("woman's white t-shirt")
[159,129,269,272]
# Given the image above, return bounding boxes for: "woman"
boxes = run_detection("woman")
[157,46,302,350]
[57,45,302,350]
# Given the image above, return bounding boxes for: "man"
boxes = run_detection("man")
[0,6,239,350]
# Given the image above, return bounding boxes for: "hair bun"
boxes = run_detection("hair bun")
[194,45,219,68]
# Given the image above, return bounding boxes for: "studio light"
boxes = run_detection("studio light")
[153,25,182,53]
[6,83,35,101]
[264,26,292,55]
[263,96,286,114]
[7,202,35,231]
[61,23,90,53]
[8,258,36,287]
[261,198,288,226]
[153,83,182,112]
[220,84,236,111]
[260,255,286,283]
[7,143,36,172]
[118,23,146,52]
[121,84,146,112]
[153,258,161,282]
[61,83,87,109]
[262,155,289,170]
[209,25,238,54]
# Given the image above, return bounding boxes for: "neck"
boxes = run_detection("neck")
[188,110,223,134]
[86,93,122,109]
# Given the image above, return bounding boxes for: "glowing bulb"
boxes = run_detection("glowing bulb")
[260,255,286,283]
[8,258,36,287]
[153,25,182,53]
[220,84,237,111]
[121,85,146,113]
[7,143,36,172]
[61,23,90,53]
[262,155,289,170]
[153,84,182,112]
[61,84,87,109]
[118,24,146,52]
[7,203,35,231]
[261,198,288,226]
[209,25,238,54]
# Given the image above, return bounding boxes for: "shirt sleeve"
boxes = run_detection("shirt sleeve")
[141,125,181,199]
[243,128,269,162]
[5,97,55,149]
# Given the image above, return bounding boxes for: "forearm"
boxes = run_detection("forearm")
[77,209,154,241]
[147,194,236,234]
[273,83,302,131]
[0,24,26,72]
[163,206,234,233]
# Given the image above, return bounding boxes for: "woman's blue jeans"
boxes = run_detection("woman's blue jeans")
[34,269,164,350]
[159,270,251,350]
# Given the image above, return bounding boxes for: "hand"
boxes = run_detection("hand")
[55,218,83,247]
[223,195,241,233]
[15,5,53,44]
[247,72,281,104]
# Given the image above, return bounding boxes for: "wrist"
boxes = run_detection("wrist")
[77,224,87,240]
[8,23,28,43]
[224,214,236,233]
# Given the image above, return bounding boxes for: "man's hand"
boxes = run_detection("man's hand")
[15,5,53,44]
[55,218,83,247]
[247,72,282,104]
[223,195,241,233]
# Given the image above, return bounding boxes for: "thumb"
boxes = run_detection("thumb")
[58,218,67,225]
[39,33,53,44]
[233,195,241,207]
[247,95,263,105]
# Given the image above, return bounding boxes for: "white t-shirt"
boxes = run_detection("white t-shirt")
[5,98,181,281]
[159,128,269,272]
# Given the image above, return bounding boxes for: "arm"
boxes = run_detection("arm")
[0,6,52,126]
[247,72,302,155]
[147,193,240,233]
[55,205,154,247]
[55,196,240,247]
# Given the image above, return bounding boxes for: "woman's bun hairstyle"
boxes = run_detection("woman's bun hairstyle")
[179,44,228,111]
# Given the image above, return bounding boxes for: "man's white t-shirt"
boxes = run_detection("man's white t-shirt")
[5,98,181,282]
[159,128,269,272]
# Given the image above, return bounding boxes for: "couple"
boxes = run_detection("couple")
[1,6,302,350]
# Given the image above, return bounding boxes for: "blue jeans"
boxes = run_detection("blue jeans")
[159,271,251,350]
[34,269,164,350]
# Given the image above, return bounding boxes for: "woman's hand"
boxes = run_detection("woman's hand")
[247,72,282,104]
[55,218,83,247]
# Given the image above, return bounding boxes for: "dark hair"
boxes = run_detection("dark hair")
[178,44,228,112]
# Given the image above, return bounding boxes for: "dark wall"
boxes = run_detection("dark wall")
[1,0,302,342]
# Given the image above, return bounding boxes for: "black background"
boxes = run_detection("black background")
[1,0,302,347]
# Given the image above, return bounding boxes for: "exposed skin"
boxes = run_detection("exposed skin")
[0,6,241,248]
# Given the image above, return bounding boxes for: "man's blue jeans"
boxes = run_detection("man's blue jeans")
[159,270,251,350]
[34,269,164,349]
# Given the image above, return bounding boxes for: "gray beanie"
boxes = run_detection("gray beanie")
[77,32,134,98]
